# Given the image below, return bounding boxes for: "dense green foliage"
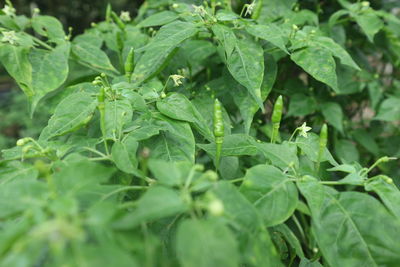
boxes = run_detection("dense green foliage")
[0,0,400,266]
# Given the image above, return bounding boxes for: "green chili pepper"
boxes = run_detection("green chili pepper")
[271,95,283,144]
[124,47,135,82]
[116,31,124,52]
[252,0,263,20]
[316,123,328,172]
[213,98,224,170]
[111,11,126,30]
[97,87,109,154]
[105,4,112,22]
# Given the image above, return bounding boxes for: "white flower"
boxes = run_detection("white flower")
[2,4,15,16]
[170,74,185,87]
[1,31,18,45]
[245,1,256,16]
[192,5,206,17]
[120,11,131,22]
[298,122,312,138]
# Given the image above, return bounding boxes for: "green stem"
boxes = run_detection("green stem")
[229,177,244,183]
[101,185,148,201]
[215,138,223,170]
[288,128,299,142]
[271,123,280,143]
[31,35,53,50]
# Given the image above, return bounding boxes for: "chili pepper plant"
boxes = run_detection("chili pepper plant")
[0,0,400,266]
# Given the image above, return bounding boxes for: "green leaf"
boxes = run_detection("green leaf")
[39,92,96,141]
[104,99,133,140]
[197,134,258,158]
[230,54,277,133]
[112,139,139,175]
[226,36,265,108]
[256,142,299,169]
[157,93,213,141]
[287,94,317,117]
[352,129,379,156]
[144,114,195,163]
[374,97,400,121]
[148,159,190,186]
[133,21,198,82]
[291,46,338,91]
[0,161,38,185]
[321,102,343,133]
[72,40,118,75]
[295,134,338,166]
[354,12,384,42]
[314,36,360,70]
[240,164,298,226]
[0,178,48,219]
[246,24,289,53]
[272,224,305,258]
[0,45,32,100]
[29,42,70,114]
[31,15,65,44]
[298,178,400,267]
[53,155,115,196]
[365,176,400,220]
[176,219,239,267]
[114,186,188,229]
[0,42,70,114]
[212,24,236,58]
[335,139,359,163]
[137,11,179,28]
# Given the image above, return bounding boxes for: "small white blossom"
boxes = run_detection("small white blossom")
[120,11,131,22]
[245,1,256,16]
[170,74,185,87]
[2,4,16,16]
[192,5,206,17]
[1,31,18,45]
[298,122,312,138]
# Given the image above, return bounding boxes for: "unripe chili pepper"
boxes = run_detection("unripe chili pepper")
[251,0,263,20]
[213,98,224,170]
[124,47,135,82]
[271,95,283,144]
[105,4,112,22]
[116,31,124,52]
[316,123,328,172]
[111,11,126,30]
[97,87,106,136]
